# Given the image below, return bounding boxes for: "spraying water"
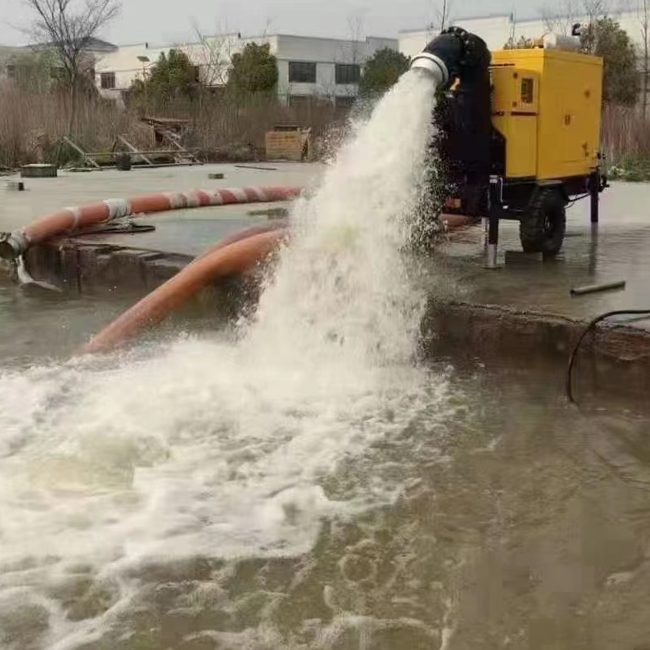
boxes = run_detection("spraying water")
[0,72,446,649]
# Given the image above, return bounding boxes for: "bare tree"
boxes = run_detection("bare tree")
[192,20,238,87]
[428,0,453,34]
[541,0,610,50]
[347,11,366,65]
[541,0,579,35]
[639,0,650,116]
[583,0,609,21]
[22,0,121,135]
[325,11,366,104]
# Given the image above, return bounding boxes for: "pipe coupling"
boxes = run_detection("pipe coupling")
[0,232,28,260]
[410,52,449,87]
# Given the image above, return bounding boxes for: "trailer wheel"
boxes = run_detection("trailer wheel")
[519,189,567,256]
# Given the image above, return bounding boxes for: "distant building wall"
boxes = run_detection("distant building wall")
[93,33,398,104]
[399,10,650,55]
[400,15,515,57]
[0,40,115,89]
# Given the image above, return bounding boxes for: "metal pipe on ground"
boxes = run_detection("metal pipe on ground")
[570,280,626,296]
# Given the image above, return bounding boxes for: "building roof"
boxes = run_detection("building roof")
[114,33,395,50]
[34,36,117,52]
[399,10,544,34]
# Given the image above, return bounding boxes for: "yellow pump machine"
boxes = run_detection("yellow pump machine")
[411,27,606,266]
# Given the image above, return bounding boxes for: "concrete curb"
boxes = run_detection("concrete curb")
[423,300,650,402]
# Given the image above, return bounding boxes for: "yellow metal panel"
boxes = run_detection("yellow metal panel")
[490,48,603,180]
[491,67,539,115]
[536,53,602,179]
[493,115,538,177]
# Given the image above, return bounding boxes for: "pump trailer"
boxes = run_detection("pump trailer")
[411,26,607,266]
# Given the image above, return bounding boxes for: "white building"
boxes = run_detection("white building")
[94,34,397,106]
[399,10,650,57]
[0,38,116,87]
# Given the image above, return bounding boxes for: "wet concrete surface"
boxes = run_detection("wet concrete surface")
[3,166,650,329]
[71,217,266,257]
[0,161,318,232]
[432,182,650,329]
[4,170,650,650]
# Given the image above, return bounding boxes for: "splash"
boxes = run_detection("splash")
[248,71,436,368]
[0,71,443,649]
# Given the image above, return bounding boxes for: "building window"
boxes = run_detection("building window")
[289,61,317,84]
[289,95,310,108]
[335,95,356,109]
[335,64,361,85]
[100,72,116,89]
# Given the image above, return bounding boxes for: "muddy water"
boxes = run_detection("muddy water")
[4,73,650,650]
[0,278,134,365]
[1,298,649,650]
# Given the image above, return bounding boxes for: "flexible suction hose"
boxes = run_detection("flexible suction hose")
[82,227,288,355]
[0,186,300,260]
[81,213,481,355]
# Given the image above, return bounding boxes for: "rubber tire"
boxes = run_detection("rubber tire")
[519,189,567,256]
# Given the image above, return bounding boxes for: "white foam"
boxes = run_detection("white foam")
[0,71,443,649]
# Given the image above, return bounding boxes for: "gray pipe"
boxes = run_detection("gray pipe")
[0,232,28,260]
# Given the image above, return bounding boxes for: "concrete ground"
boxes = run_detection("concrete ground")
[2,164,650,326]
[430,182,650,327]
[0,163,320,256]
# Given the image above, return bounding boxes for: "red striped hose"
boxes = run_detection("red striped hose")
[0,186,301,260]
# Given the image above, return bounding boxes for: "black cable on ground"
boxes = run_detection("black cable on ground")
[567,309,650,404]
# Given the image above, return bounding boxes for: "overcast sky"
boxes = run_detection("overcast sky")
[1,0,541,47]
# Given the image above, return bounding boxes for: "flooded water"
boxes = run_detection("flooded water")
[1,309,649,650]
[2,71,650,650]
[0,277,133,365]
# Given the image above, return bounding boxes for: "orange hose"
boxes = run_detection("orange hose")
[0,186,300,260]
[196,220,288,260]
[82,228,287,354]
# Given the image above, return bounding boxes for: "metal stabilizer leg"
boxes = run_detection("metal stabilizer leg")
[485,211,500,269]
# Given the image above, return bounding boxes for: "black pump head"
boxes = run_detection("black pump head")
[410,27,491,88]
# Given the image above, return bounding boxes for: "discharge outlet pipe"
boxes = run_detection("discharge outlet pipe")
[82,227,288,355]
[410,27,493,240]
[0,186,300,260]
[410,26,491,84]
[410,31,462,87]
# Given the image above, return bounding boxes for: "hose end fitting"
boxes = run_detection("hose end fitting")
[0,232,28,260]
[410,53,450,87]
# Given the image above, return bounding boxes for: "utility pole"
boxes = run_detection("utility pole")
[137,55,150,112]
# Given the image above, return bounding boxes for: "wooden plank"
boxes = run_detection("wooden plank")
[63,136,100,168]
[118,135,154,166]
[158,128,201,164]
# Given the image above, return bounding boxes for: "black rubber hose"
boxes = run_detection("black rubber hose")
[566,309,650,404]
